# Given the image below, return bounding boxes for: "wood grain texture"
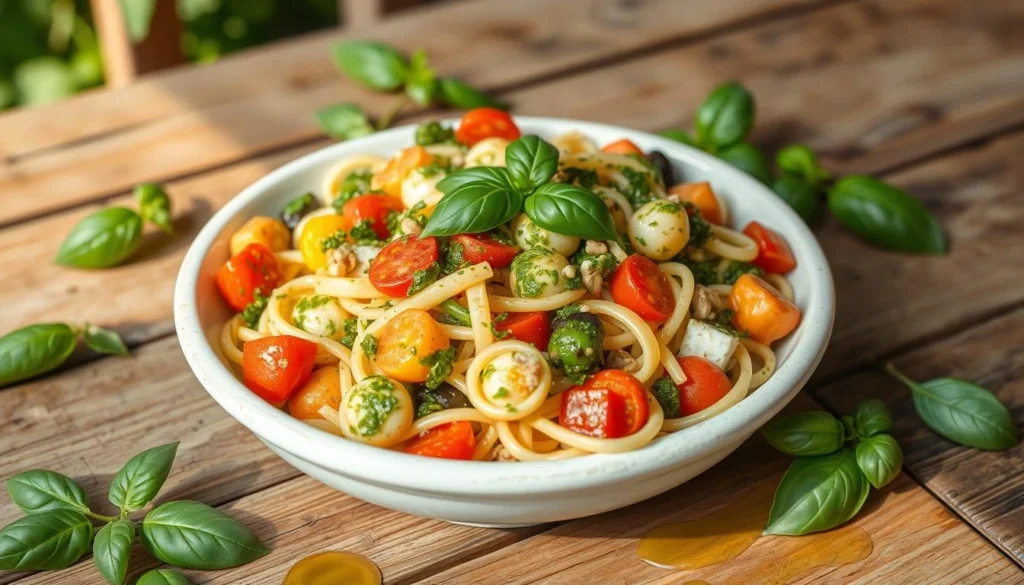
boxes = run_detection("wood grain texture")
[815,308,1024,564]
[0,0,828,226]
[409,397,1022,585]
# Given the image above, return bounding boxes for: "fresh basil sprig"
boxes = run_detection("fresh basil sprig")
[771,175,818,223]
[0,322,129,388]
[315,103,375,141]
[776,144,829,188]
[694,81,754,152]
[421,135,616,241]
[0,443,268,581]
[761,400,905,535]
[828,175,946,254]
[717,142,772,185]
[885,363,1017,450]
[331,40,408,91]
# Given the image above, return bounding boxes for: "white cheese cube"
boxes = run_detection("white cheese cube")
[678,320,738,370]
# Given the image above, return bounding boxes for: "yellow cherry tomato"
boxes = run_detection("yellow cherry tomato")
[288,366,342,420]
[229,216,290,256]
[298,214,348,272]
[376,309,450,383]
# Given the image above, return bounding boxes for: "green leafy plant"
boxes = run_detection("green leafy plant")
[56,183,173,269]
[761,400,904,536]
[0,443,267,582]
[421,135,615,241]
[661,81,946,253]
[885,363,1017,451]
[317,40,506,140]
[0,323,128,388]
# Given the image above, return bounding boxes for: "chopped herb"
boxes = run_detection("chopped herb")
[349,219,383,245]
[489,312,510,339]
[651,377,681,418]
[240,290,268,329]
[570,248,619,279]
[351,376,399,436]
[437,299,471,327]
[679,256,718,285]
[388,201,427,235]
[332,169,374,210]
[493,387,510,399]
[557,167,599,189]
[293,295,333,330]
[361,334,379,359]
[408,262,441,296]
[420,346,457,389]
[320,229,348,252]
[414,121,456,146]
[442,241,469,274]
[505,403,518,413]
[684,202,713,247]
[340,317,359,349]
[721,261,764,285]
[564,274,583,290]
[555,303,583,320]
[281,192,319,229]
[418,161,449,178]
[617,165,654,208]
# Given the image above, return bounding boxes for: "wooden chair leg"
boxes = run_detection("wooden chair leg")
[91,0,184,88]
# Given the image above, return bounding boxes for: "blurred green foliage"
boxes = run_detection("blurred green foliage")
[0,0,337,110]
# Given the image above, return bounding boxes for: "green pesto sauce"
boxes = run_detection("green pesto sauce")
[510,248,561,298]
[349,376,400,436]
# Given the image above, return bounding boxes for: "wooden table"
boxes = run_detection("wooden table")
[2,0,1023,582]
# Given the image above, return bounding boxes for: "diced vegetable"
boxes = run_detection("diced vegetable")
[743,221,797,274]
[242,335,318,406]
[288,366,342,420]
[493,311,552,351]
[368,235,441,297]
[548,312,604,383]
[403,421,476,460]
[455,107,521,146]
[668,182,724,225]
[451,232,520,269]
[414,385,471,418]
[559,370,649,438]
[216,243,282,311]
[229,216,291,257]
[678,320,738,370]
[601,139,644,156]
[728,274,801,344]
[609,255,676,322]
[375,309,451,383]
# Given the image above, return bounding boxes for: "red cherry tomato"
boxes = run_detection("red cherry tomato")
[743,221,797,274]
[242,335,318,406]
[216,243,281,311]
[369,235,441,297]
[609,255,676,322]
[450,233,519,269]
[455,108,520,146]
[559,370,649,438]
[404,421,476,460]
[341,194,403,240]
[494,311,552,351]
[601,139,644,156]
[676,356,732,416]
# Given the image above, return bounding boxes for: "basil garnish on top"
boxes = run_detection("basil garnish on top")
[421,135,616,241]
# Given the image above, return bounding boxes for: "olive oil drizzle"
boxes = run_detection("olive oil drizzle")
[283,551,382,585]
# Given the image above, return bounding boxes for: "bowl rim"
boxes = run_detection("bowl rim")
[174,116,835,496]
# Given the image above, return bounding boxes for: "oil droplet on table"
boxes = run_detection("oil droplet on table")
[283,551,382,585]
[639,482,776,570]
[756,524,872,585]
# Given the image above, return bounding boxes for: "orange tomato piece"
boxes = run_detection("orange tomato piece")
[601,139,644,156]
[728,274,801,344]
[216,243,281,311]
[288,366,342,420]
[376,309,450,383]
[676,356,732,416]
[404,421,476,460]
[669,182,724,225]
[371,146,432,197]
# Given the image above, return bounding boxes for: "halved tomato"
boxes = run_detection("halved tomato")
[369,235,441,297]
[450,233,519,269]
[609,255,675,322]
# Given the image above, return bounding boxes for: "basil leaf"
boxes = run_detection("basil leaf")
[855,434,903,489]
[760,411,845,456]
[658,129,694,145]
[109,442,179,513]
[56,206,144,269]
[7,470,89,514]
[315,103,375,141]
[852,399,892,437]
[695,81,754,150]
[764,448,870,536]
[422,168,523,237]
[437,77,507,110]
[524,183,617,241]
[404,49,436,106]
[0,509,92,570]
[141,500,268,569]
[717,142,772,185]
[771,175,819,223]
[83,324,129,357]
[887,365,1017,450]
[94,519,135,585]
[137,569,194,585]
[330,41,408,91]
[827,175,946,254]
[505,135,559,191]
[776,144,829,187]
[133,183,173,234]
[0,323,78,388]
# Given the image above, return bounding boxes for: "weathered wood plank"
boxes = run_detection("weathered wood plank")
[409,395,1022,585]
[0,0,828,226]
[814,307,1024,564]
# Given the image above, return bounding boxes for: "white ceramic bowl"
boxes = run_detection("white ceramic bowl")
[174,117,834,527]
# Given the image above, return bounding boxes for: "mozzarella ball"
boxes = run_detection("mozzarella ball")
[511,213,580,257]
[480,351,547,409]
[551,131,598,157]
[509,247,569,298]
[292,295,347,340]
[341,376,413,447]
[628,199,690,261]
[401,167,445,209]
[464,137,509,167]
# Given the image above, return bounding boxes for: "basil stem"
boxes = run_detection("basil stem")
[55,206,144,269]
[764,448,870,536]
[331,40,408,91]
[134,183,173,234]
[0,323,78,387]
[828,175,946,254]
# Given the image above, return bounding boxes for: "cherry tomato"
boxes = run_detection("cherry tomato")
[288,366,341,420]
[376,309,451,383]
[609,255,676,322]
[494,311,552,351]
[242,335,318,406]
[341,194,403,240]
[560,369,649,438]
[676,356,732,416]
[216,243,281,311]
[371,146,433,197]
[369,235,441,297]
[455,108,520,146]
[601,139,644,156]
[451,233,519,269]
[743,221,797,274]
[404,421,476,460]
